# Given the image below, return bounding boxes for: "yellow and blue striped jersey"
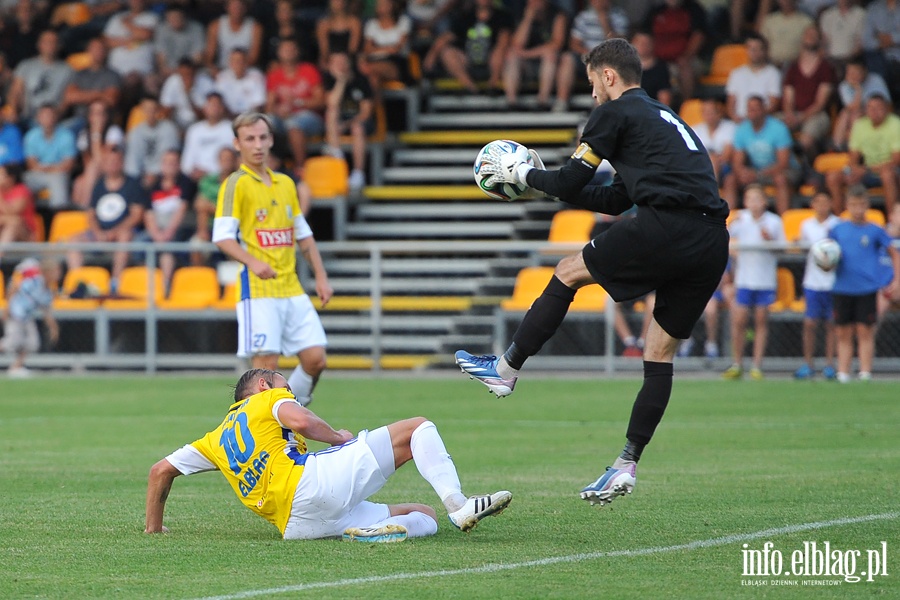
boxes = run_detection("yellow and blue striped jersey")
[216,165,305,299]
[189,388,308,534]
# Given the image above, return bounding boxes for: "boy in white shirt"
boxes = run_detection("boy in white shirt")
[795,192,841,379]
[723,185,786,380]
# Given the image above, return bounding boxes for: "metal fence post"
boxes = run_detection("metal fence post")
[370,245,382,372]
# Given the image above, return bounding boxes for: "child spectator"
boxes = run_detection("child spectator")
[22,103,76,208]
[358,0,412,94]
[123,94,180,187]
[0,257,59,378]
[323,52,374,192]
[215,48,267,116]
[794,191,841,379]
[205,0,263,72]
[71,99,124,208]
[829,186,900,382]
[878,203,900,316]
[316,0,363,70]
[180,92,234,182]
[723,185,786,380]
[0,163,37,261]
[139,149,195,293]
[502,0,567,112]
[831,59,890,152]
[614,294,655,358]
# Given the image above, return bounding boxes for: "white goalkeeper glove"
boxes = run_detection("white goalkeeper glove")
[483,145,545,187]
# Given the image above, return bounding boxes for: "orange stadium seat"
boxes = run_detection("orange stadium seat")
[104,266,164,310]
[679,98,703,127]
[839,208,885,226]
[48,210,89,242]
[501,266,555,311]
[54,266,110,310]
[304,156,349,197]
[701,44,749,87]
[32,213,46,242]
[213,282,238,310]
[159,267,220,310]
[548,210,595,244]
[65,51,92,71]
[570,283,608,312]
[781,208,815,242]
[0,273,6,310]
[771,267,802,312]
[812,152,850,174]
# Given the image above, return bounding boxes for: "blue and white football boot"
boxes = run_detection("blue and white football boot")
[454,351,517,397]
[580,463,637,507]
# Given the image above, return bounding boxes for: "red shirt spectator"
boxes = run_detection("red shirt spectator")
[645,0,706,63]
[783,56,835,114]
[0,163,38,245]
[267,59,323,117]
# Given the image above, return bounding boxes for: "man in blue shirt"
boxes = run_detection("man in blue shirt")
[22,104,76,208]
[728,95,801,214]
[0,110,24,167]
[830,186,900,382]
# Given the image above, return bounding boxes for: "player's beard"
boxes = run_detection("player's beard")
[595,81,611,105]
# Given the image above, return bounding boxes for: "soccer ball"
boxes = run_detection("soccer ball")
[811,238,842,271]
[473,139,533,201]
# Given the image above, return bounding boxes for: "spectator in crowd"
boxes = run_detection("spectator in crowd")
[61,37,122,127]
[154,5,205,80]
[192,146,237,266]
[56,0,126,55]
[316,0,363,70]
[265,0,318,68]
[614,294,655,358]
[124,94,180,187]
[159,58,215,130]
[631,31,673,108]
[0,0,43,69]
[723,185,786,380]
[879,203,900,316]
[205,0,263,72]
[7,30,72,125]
[725,34,781,123]
[140,149,195,293]
[422,0,513,95]
[323,51,374,192]
[0,51,12,104]
[643,0,706,102]
[71,99,124,207]
[830,186,900,382]
[180,92,235,182]
[757,0,814,67]
[781,25,836,161]
[215,48,267,116]
[22,104,76,208]
[0,106,23,167]
[0,257,59,378]
[0,163,37,260]
[795,191,841,379]
[692,97,736,184]
[554,0,628,113]
[67,144,145,294]
[407,0,455,56]
[358,0,412,94]
[831,59,890,151]
[861,0,900,102]
[502,0,567,112]
[266,38,326,174]
[825,92,900,214]
[103,0,160,104]
[818,0,865,67]
[728,95,800,213]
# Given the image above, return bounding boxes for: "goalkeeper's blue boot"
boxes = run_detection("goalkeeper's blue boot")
[580,462,636,507]
[454,351,517,397]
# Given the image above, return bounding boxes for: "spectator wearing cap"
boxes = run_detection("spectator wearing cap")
[22,103,76,208]
[825,92,900,214]
[180,92,234,182]
[154,5,205,80]
[831,59,890,151]
[159,58,215,130]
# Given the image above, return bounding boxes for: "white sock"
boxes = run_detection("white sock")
[496,356,519,380]
[288,366,314,406]
[369,512,438,538]
[623,335,636,347]
[410,421,466,512]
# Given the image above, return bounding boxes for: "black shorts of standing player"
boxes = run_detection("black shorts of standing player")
[832,293,877,326]
[584,206,729,339]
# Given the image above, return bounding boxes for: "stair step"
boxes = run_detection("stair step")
[279,353,436,370]
[346,222,515,239]
[391,147,567,165]
[324,258,492,276]
[319,315,455,332]
[329,277,480,294]
[418,112,584,129]
[398,129,577,146]
[356,202,526,220]
[382,165,474,183]
[363,185,486,201]
[426,93,595,112]
[326,334,442,352]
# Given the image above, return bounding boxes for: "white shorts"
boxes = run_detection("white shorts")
[2,319,40,354]
[236,295,327,358]
[282,427,397,540]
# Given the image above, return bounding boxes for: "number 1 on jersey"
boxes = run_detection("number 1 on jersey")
[659,110,699,151]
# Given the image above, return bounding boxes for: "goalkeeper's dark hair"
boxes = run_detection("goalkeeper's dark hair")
[233,368,280,403]
[583,39,642,86]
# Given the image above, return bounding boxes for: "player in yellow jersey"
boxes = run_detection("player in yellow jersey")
[213,112,332,406]
[144,369,513,542]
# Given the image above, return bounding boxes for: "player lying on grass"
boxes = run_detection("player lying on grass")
[145,369,512,542]
[457,38,729,508]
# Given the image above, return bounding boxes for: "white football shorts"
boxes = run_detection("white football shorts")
[283,427,397,540]
[236,295,327,358]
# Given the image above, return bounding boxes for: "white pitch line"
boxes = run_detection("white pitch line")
[190,511,898,600]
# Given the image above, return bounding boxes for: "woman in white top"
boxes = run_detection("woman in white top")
[205,0,263,71]
[71,99,125,208]
[359,0,412,91]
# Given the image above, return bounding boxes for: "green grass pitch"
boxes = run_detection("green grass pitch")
[0,375,897,599]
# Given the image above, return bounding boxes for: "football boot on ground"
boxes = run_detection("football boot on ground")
[580,463,636,507]
[448,491,513,533]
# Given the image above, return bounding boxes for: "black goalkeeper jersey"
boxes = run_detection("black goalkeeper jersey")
[527,87,729,220]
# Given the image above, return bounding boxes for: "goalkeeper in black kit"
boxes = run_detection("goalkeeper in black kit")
[456,38,730,506]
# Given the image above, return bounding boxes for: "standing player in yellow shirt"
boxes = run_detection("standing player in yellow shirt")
[213,112,332,406]
[144,369,513,541]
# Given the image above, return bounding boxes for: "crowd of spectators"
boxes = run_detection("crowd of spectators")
[1,0,899,297]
